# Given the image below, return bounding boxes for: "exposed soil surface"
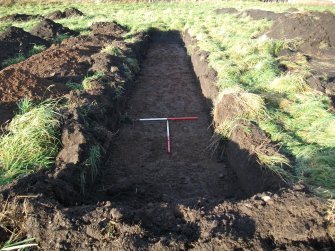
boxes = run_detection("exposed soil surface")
[30,19,79,41]
[0,26,49,67]
[89,32,243,204]
[0,13,42,22]
[0,27,333,250]
[263,10,335,96]
[46,7,84,20]
[0,67,69,125]
[90,21,128,37]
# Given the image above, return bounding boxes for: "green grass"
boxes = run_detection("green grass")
[65,81,83,90]
[1,54,26,68]
[1,237,38,251]
[0,99,61,185]
[86,145,101,182]
[82,72,105,90]
[27,44,46,56]
[101,43,122,56]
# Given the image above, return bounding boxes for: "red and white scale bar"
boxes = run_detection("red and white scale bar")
[138,117,199,153]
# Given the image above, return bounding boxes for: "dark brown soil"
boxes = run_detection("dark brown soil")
[46,7,83,20]
[264,10,335,96]
[0,67,69,104]
[16,44,93,83]
[0,29,333,250]
[90,21,128,37]
[30,19,79,41]
[0,13,42,22]
[0,26,49,67]
[214,8,239,15]
[265,11,335,52]
[0,67,69,125]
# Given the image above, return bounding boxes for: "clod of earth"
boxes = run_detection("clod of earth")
[0,13,42,22]
[0,26,49,67]
[46,7,84,20]
[30,19,79,41]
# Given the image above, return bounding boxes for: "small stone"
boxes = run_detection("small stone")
[110,66,119,73]
[110,208,123,221]
[261,195,271,202]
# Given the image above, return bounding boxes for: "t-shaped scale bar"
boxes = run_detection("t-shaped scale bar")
[138,117,199,153]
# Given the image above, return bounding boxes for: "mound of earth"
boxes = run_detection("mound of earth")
[17,45,92,82]
[0,13,42,22]
[265,11,335,53]
[90,21,128,37]
[214,8,238,15]
[46,7,84,20]
[30,19,79,41]
[0,67,69,104]
[0,26,49,67]
[0,67,69,125]
[238,9,284,21]
[264,10,335,96]
[286,7,299,12]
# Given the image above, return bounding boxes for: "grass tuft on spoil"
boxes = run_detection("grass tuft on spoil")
[82,72,105,90]
[87,145,101,182]
[0,98,61,185]
[101,43,122,56]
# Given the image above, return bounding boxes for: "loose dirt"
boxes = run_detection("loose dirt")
[0,26,48,67]
[263,10,335,96]
[30,19,79,41]
[0,29,333,250]
[0,67,69,125]
[46,7,84,20]
[0,13,42,22]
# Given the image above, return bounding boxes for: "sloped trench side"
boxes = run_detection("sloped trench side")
[87,31,243,205]
[182,30,287,196]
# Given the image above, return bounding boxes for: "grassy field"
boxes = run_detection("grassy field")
[0,1,334,197]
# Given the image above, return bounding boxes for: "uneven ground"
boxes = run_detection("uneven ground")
[0,2,335,250]
[88,32,243,204]
[15,32,331,251]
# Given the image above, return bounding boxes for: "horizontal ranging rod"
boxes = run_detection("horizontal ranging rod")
[138,116,199,153]
[139,117,198,121]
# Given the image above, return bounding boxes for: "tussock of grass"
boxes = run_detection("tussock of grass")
[82,72,105,90]
[65,81,83,90]
[87,145,101,182]
[101,43,122,56]
[0,99,61,185]
[267,74,310,93]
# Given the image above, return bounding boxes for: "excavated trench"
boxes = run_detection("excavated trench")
[1,30,332,250]
[87,31,244,206]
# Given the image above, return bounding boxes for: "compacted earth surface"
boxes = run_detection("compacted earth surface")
[0,9,334,250]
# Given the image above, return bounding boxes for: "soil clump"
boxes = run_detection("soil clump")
[30,19,79,41]
[0,13,42,22]
[0,26,48,67]
[46,7,84,20]
[264,10,335,96]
